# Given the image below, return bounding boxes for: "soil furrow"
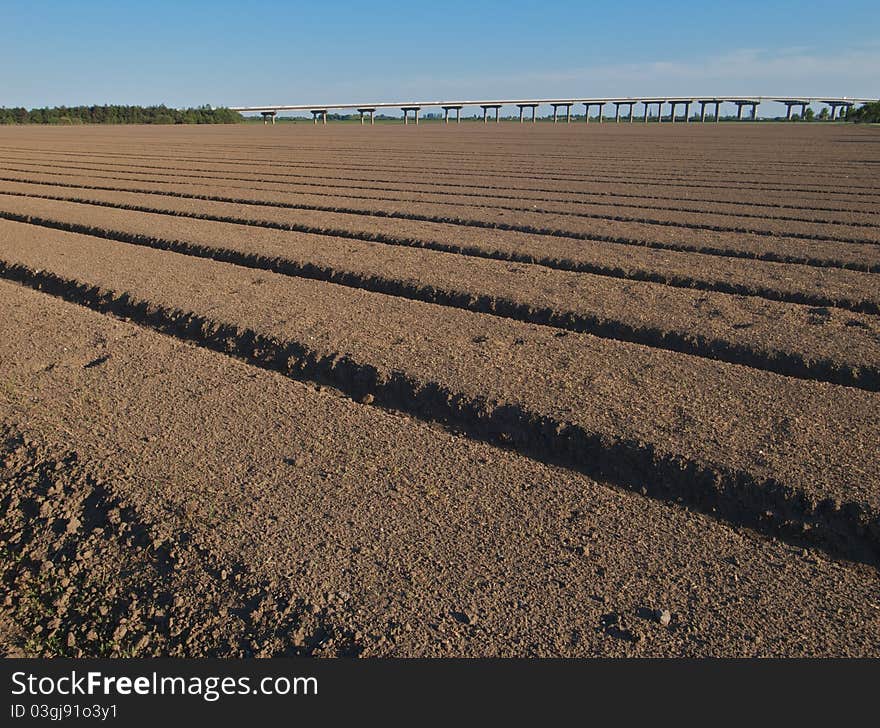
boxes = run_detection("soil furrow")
[0,223,878,565]
[5,144,880,197]
[6,152,878,213]
[2,208,878,390]
[2,172,878,244]
[4,280,878,657]
[5,160,880,226]
[2,197,876,315]
[1,182,878,273]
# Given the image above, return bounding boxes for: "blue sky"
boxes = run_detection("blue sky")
[2,0,878,116]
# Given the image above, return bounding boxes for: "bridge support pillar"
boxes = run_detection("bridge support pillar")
[643,103,649,122]
[700,102,707,122]
[669,102,676,123]
[597,103,604,122]
[401,107,421,125]
[684,101,691,122]
[628,103,634,122]
[826,103,849,120]
[614,103,621,123]
[517,105,537,123]
[443,106,462,124]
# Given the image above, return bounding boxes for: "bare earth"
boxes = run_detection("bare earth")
[0,122,878,657]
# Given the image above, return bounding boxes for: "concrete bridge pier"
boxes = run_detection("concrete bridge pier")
[628,103,635,122]
[733,101,759,121]
[657,102,665,122]
[517,104,538,123]
[825,102,852,120]
[311,109,327,125]
[643,103,649,122]
[669,101,677,123]
[684,101,691,122]
[357,108,375,125]
[442,105,462,124]
[714,101,721,122]
[583,103,592,123]
[699,101,707,122]
[551,104,569,123]
[613,103,635,123]
[401,106,420,125]
[261,111,276,125]
[480,104,501,123]
[584,102,605,124]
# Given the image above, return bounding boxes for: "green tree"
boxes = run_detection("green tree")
[0,104,244,125]
[848,102,880,123]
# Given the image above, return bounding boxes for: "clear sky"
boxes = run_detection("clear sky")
[2,0,878,116]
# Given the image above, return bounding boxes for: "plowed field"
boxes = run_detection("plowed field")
[1,123,878,657]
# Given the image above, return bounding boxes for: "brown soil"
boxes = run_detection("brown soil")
[1,123,878,657]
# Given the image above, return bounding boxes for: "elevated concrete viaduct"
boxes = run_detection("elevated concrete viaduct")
[697,100,723,123]
[481,104,502,123]
[232,96,876,127]
[401,106,420,125]
[613,102,636,123]
[442,105,463,124]
[517,104,538,123]
[551,103,573,123]
[821,100,855,120]
[583,102,604,123]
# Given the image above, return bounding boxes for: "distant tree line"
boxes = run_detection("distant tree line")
[848,101,880,123]
[0,105,244,125]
